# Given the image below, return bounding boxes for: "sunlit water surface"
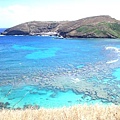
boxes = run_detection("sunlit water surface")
[0,35,120,108]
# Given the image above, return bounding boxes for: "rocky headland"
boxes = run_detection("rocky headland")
[2,15,120,38]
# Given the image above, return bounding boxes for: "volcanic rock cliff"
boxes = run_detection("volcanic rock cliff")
[2,15,120,38]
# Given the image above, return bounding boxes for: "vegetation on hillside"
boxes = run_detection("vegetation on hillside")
[2,15,120,38]
[76,22,120,38]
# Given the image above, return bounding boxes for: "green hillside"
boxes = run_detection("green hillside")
[2,15,120,38]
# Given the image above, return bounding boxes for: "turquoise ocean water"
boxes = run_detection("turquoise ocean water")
[0,34,120,109]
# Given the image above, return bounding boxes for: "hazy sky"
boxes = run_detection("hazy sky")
[0,0,120,28]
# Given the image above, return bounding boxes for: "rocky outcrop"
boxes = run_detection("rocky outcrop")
[2,15,120,38]
[2,21,61,35]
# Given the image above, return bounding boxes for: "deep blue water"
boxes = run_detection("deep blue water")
[0,35,120,109]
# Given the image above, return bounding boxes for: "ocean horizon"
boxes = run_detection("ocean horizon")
[0,28,7,33]
[0,33,120,109]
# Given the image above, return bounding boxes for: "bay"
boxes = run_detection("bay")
[0,35,120,109]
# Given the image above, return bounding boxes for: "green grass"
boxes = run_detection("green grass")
[76,22,120,38]
[108,23,120,31]
[77,25,96,33]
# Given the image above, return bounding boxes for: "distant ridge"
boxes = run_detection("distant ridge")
[2,15,120,38]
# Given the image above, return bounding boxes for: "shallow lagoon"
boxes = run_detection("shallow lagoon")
[0,36,120,109]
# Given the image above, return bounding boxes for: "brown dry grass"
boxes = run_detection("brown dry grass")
[0,104,120,120]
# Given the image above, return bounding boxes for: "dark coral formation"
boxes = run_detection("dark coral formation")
[0,102,10,109]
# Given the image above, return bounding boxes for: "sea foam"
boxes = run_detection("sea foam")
[106,59,119,64]
[105,46,120,53]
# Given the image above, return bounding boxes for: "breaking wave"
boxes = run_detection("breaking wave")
[106,59,119,64]
[105,46,120,64]
[105,46,120,53]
